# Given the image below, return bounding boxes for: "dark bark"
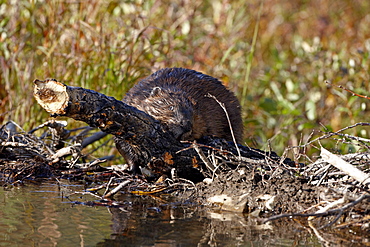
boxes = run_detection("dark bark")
[33,79,198,177]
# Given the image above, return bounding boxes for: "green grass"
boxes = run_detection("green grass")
[1,0,370,163]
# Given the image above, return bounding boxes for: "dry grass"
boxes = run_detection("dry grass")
[1,0,370,162]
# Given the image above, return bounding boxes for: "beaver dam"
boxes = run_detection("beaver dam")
[1,70,370,244]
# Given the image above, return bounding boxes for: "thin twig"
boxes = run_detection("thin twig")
[291,122,370,148]
[103,177,115,197]
[103,180,131,198]
[263,193,370,226]
[192,141,217,177]
[206,93,241,160]
[326,80,370,100]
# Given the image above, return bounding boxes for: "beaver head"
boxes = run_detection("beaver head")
[141,86,194,140]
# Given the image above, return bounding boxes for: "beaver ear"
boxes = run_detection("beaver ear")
[150,87,162,97]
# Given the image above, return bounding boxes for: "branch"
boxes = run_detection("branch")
[263,193,370,226]
[33,78,189,176]
[320,147,370,187]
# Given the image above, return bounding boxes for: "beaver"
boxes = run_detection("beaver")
[123,67,243,144]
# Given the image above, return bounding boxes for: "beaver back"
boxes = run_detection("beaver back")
[123,67,243,143]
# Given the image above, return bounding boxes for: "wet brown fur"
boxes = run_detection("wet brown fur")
[123,68,243,144]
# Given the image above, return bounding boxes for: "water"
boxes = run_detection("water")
[0,182,112,246]
[0,181,320,246]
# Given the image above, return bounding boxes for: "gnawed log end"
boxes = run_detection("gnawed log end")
[33,78,69,115]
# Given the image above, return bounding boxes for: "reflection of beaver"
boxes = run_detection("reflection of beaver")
[123,67,243,143]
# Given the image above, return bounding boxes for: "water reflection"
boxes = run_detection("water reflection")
[0,181,320,246]
[0,182,112,246]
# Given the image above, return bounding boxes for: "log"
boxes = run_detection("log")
[33,78,295,181]
[33,79,198,177]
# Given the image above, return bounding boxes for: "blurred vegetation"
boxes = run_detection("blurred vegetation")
[1,0,370,163]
